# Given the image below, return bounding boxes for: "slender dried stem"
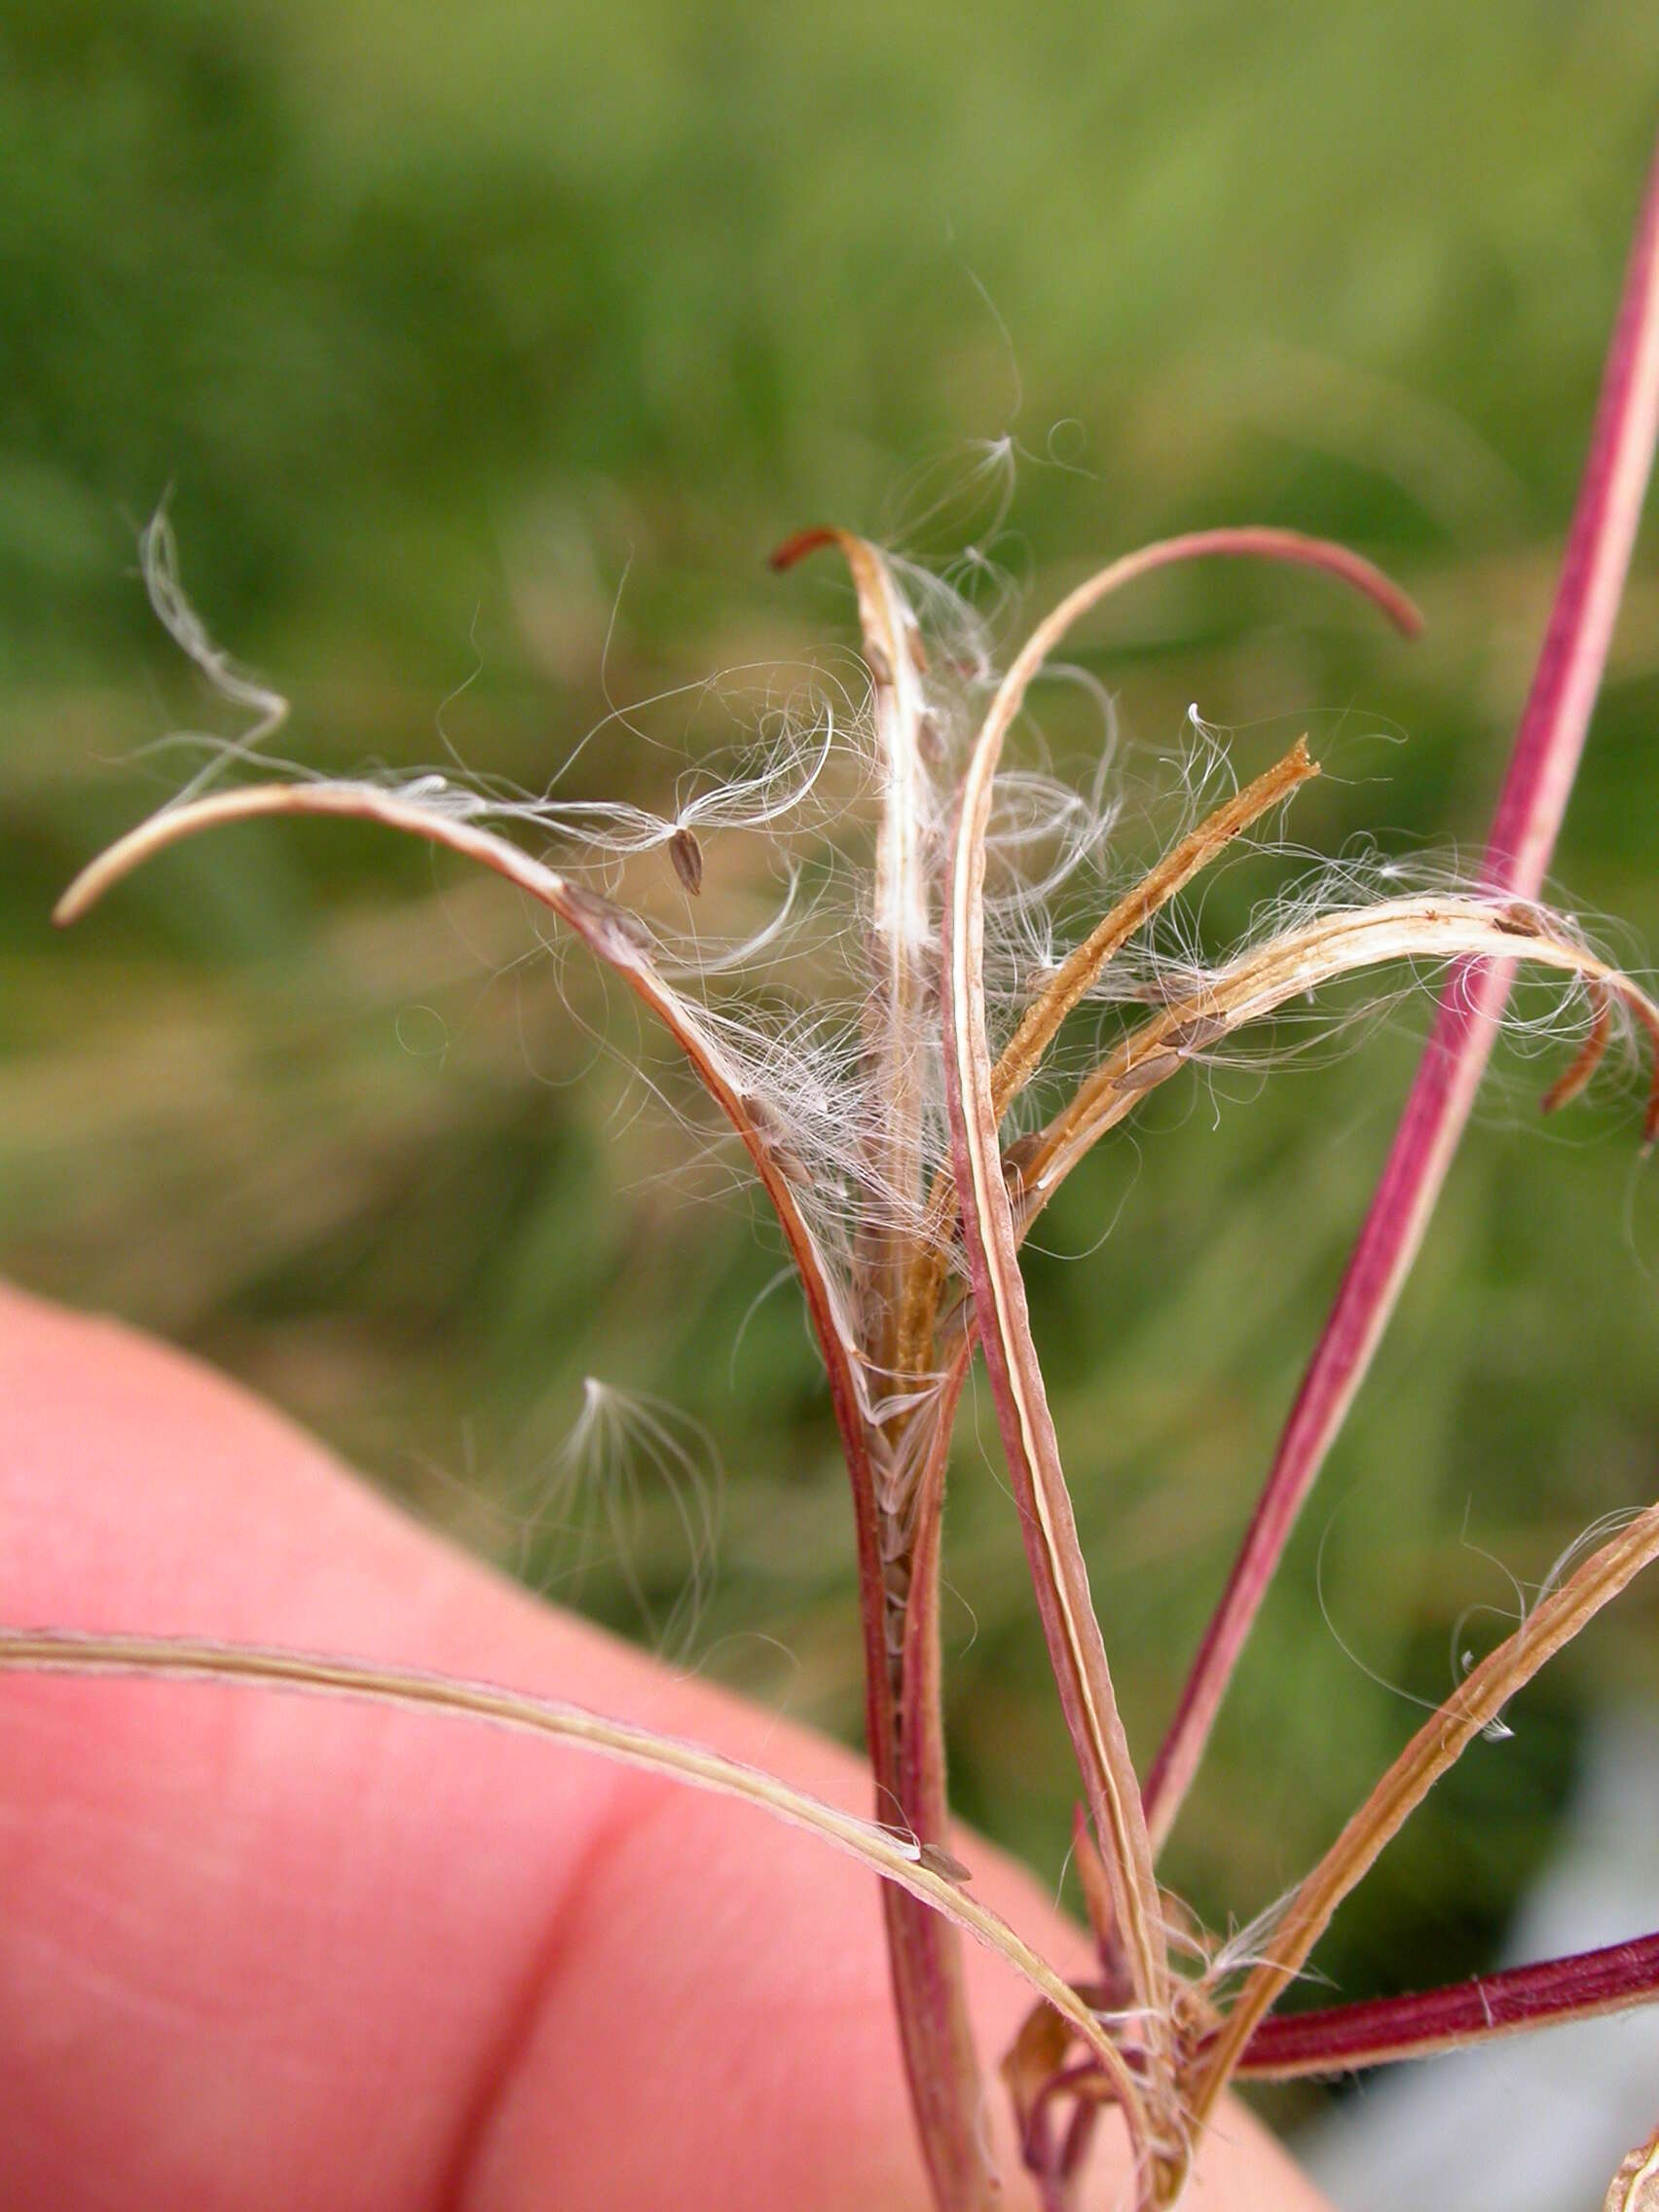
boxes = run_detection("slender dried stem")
[924,895,1657,1392]
[944,697,1172,2152]
[52,777,911,2053]
[899,737,1320,1376]
[774,531,934,1373]
[54,784,851,1371]
[1147,139,1659,1852]
[994,739,1319,1112]
[1541,977,1614,1116]
[0,1627,1130,2089]
[773,531,994,2212]
[1189,1497,1659,2120]
[942,531,1421,2194]
[1017,897,1659,1204]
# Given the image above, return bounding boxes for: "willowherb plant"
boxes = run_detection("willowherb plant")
[10,143,1659,2212]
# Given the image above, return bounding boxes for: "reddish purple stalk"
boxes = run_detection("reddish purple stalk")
[1233,1930,1659,2078]
[1146,136,1659,1849]
[1040,1931,1659,2109]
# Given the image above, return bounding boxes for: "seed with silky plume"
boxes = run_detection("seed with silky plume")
[669,825,704,896]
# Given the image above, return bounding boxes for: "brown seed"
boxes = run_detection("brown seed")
[740,1089,810,1184]
[866,640,895,689]
[668,825,704,897]
[1000,1131,1044,1195]
[904,622,930,677]
[917,1842,972,1886]
[1493,901,1541,939]
[560,883,654,960]
[1113,1049,1183,1094]
[915,709,946,767]
[1163,1011,1230,1056]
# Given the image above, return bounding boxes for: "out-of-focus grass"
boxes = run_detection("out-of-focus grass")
[4,0,1658,2119]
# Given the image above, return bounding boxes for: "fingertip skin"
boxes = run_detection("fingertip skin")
[0,1283,1328,2210]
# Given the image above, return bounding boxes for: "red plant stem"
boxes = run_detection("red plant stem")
[1027,2063,1105,2211]
[1048,1931,1659,2097]
[1231,1931,1659,2078]
[1145,137,1659,1852]
[886,1361,995,2212]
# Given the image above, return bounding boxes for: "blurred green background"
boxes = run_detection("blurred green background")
[4,0,1658,2137]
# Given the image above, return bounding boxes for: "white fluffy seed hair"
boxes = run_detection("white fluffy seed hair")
[116,511,1656,1387]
